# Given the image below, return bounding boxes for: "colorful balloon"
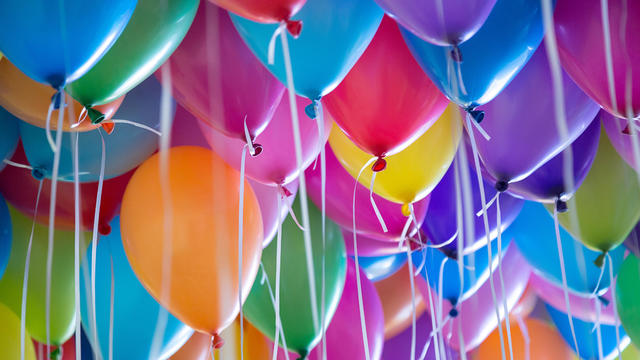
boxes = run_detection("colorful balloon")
[616,254,640,348]
[34,336,76,360]
[0,106,19,171]
[357,252,407,283]
[603,111,640,171]
[382,311,458,360]
[0,195,11,280]
[342,228,409,257]
[121,146,264,335]
[0,302,37,360]
[171,332,212,360]
[249,178,297,248]
[214,318,272,360]
[209,0,305,24]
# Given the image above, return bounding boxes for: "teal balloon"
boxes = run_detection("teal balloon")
[80,216,192,359]
[0,106,19,171]
[19,77,168,182]
[401,0,546,108]
[546,302,629,359]
[0,194,11,279]
[506,201,624,295]
[230,0,383,99]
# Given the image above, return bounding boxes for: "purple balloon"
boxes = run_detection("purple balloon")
[603,110,640,172]
[472,45,600,184]
[507,117,600,204]
[382,312,458,360]
[342,229,408,257]
[374,0,496,47]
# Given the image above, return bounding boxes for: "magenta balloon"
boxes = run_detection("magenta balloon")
[307,145,429,242]
[201,95,330,186]
[171,105,210,148]
[342,229,408,257]
[529,272,617,325]
[382,312,458,360]
[161,1,284,143]
[603,111,640,171]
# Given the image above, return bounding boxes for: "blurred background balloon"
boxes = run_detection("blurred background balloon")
[343,229,409,257]
[603,111,640,172]
[357,252,407,283]
[0,195,10,284]
[0,302,37,360]
[0,107,19,171]
[209,0,306,24]
[616,254,640,349]
[382,311,458,360]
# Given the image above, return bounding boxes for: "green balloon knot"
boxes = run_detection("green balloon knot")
[594,252,606,268]
[296,349,309,360]
[87,106,106,124]
[49,347,61,360]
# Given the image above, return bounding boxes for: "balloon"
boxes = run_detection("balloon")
[382,312,458,360]
[329,103,462,205]
[0,195,10,282]
[307,145,429,242]
[356,252,407,282]
[342,228,409,257]
[623,223,640,259]
[507,117,600,204]
[0,106,19,171]
[401,0,545,109]
[553,125,640,253]
[20,76,164,182]
[0,302,37,360]
[323,16,448,158]
[170,105,211,148]
[603,111,640,171]
[374,263,427,339]
[230,0,383,99]
[0,0,136,88]
[374,0,495,47]
[171,332,212,360]
[201,94,328,186]
[475,318,574,360]
[243,197,347,356]
[209,0,305,24]
[511,283,537,319]
[546,302,629,360]
[0,143,132,234]
[249,178,297,248]
[421,159,523,256]
[471,45,600,184]
[67,0,198,109]
[0,206,90,344]
[507,201,625,295]
[160,2,284,143]
[214,318,272,360]
[34,336,75,360]
[622,344,640,360]
[121,146,263,335]
[554,0,640,119]
[80,216,192,360]
[0,58,123,132]
[616,254,640,348]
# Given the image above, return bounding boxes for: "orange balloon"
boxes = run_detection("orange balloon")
[121,146,264,336]
[171,332,212,360]
[474,318,574,360]
[0,58,123,131]
[374,263,427,339]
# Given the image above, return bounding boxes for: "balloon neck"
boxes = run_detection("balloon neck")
[99,222,112,236]
[372,157,387,172]
[495,180,508,193]
[401,203,411,217]
[31,167,46,181]
[555,198,568,213]
[286,19,303,38]
[211,333,224,349]
[250,143,263,157]
[466,108,484,124]
[594,253,606,268]
[49,347,61,360]
[450,45,463,62]
[87,107,105,124]
[597,295,610,307]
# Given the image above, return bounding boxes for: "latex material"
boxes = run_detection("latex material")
[603,111,640,171]
[34,337,75,360]
[342,229,408,257]
[0,302,37,360]
[323,16,448,157]
[231,0,383,99]
[121,146,263,335]
[357,252,407,283]
[329,104,461,205]
[381,312,458,360]
[0,106,19,171]
[209,0,305,23]
[0,195,11,282]
[616,254,640,348]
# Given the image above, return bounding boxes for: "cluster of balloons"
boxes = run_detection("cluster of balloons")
[0,0,639,359]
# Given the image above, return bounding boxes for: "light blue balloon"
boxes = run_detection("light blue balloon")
[230,0,383,99]
[0,107,19,172]
[546,302,629,359]
[0,0,136,88]
[80,216,192,360]
[506,201,624,296]
[355,253,407,282]
[413,237,511,305]
[401,0,546,108]
[19,77,169,182]
[0,194,12,280]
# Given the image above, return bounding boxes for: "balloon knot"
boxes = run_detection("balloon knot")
[99,223,112,236]
[49,347,61,360]
[449,307,459,318]
[594,253,606,268]
[450,45,463,62]
[304,102,316,119]
[495,180,508,193]
[446,249,458,260]
[372,157,387,172]
[466,108,484,124]
[401,203,411,217]
[555,198,568,213]
[211,333,225,349]
[87,107,105,124]
[622,124,631,135]
[101,122,115,134]
[597,295,610,307]
[286,19,303,38]
[51,91,64,110]
[31,167,46,181]
[296,349,309,360]
[280,185,293,197]
[251,143,263,157]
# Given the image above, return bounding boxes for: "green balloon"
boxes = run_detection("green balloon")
[66,0,198,113]
[616,254,640,348]
[551,125,640,254]
[243,198,347,357]
[0,206,90,345]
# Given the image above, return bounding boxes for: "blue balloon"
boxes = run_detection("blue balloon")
[413,237,511,305]
[0,194,11,280]
[401,0,546,108]
[355,253,407,282]
[80,216,192,359]
[20,77,168,182]
[0,106,19,171]
[230,0,383,99]
[506,201,624,295]
[0,0,136,88]
[546,302,629,359]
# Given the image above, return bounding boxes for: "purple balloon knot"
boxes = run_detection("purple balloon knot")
[450,45,463,62]
[555,198,568,213]
[495,180,508,193]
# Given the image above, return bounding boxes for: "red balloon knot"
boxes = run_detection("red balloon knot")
[251,143,263,157]
[371,157,387,172]
[280,185,293,198]
[622,124,631,135]
[101,122,115,134]
[98,223,112,236]
[212,333,225,349]
[286,19,303,38]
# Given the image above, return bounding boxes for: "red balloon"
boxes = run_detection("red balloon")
[33,336,75,360]
[324,16,448,158]
[0,142,133,234]
[208,0,306,25]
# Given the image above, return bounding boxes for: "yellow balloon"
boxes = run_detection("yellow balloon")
[0,301,37,360]
[328,103,461,205]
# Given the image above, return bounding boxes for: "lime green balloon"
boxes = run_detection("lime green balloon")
[0,301,37,360]
[622,343,640,360]
[616,254,640,348]
[67,0,198,108]
[243,198,347,356]
[552,125,640,253]
[0,207,90,345]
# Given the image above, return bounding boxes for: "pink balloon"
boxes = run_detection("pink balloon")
[602,111,640,172]
[307,145,429,242]
[160,1,284,143]
[201,94,330,186]
[171,105,210,148]
[529,272,617,325]
[342,228,408,257]
[382,312,458,360]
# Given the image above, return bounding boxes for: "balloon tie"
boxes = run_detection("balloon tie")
[594,298,604,359]
[371,156,387,172]
[368,172,388,233]
[45,93,58,153]
[465,110,490,140]
[243,115,262,157]
[3,159,33,171]
[296,349,308,360]
[450,45,463,62]
[555,197,568,213]
[404,234,418,360]
[589,259,606,298]
[108,119,161,136]
[212,333,225,350]
[285,19,302,38]
[259,261,290,359]
[70,107,89,129]
[476,192,498,217]
[49,347,61,360]
[514,314,530,360]
[268,22,287,65]
[496,194,515,360]
[607,253,623,360]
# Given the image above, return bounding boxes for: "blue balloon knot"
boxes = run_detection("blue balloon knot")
[31,167,46,181]
[304,103,316,119]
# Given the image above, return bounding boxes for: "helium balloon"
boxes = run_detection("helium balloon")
[342,228,409,257]
[213,318,272,360]
[616,254,640,348]
[554,0,640,119]
[209,0,305,24]
[382,311,458,360]
[357,252,407,283]
[0,106,19,171]
[603,111,640,172]
[0,0,136,88]
[0,59,123,132]
[34,336,75,360]
[170,105,211,148]
[0,206,90,344]
[0,302,37,360]
[401,0,545,108]
[80,216,192,360]
[507,201,624,295]
[329,103,462,205]
[622,345,640,360]
[624,224,640,259]
[243,198,346,356]
[0,195,11,280]
[160,2,284,144]
[171,332,212,360]
[121,146,263,335]
[231,0,383,99]
[20,76,164,182]
[323,16,448,158]
[511,283,537,319]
